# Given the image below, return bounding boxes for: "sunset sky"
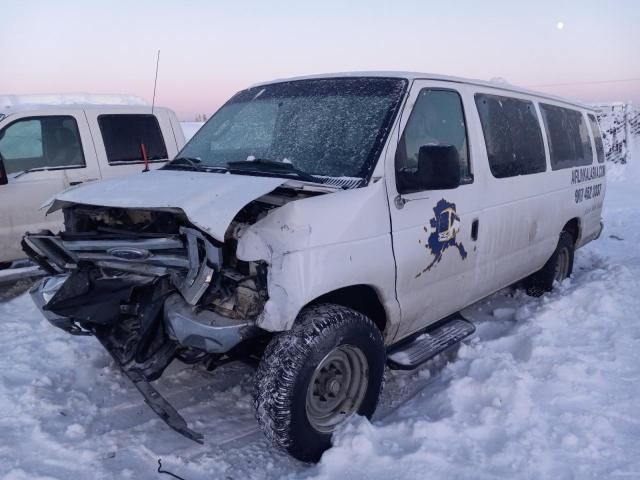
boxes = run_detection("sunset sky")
[1,0,638,120]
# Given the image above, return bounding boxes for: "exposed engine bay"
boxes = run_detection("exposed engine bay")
[23,187,316,442]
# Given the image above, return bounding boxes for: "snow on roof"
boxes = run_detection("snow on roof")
[251,71,594,111]
[592,102,628,112]
[0,93,148,114]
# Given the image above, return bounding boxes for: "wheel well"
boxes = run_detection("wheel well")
[563,218,581,246]
[309,285,387,334]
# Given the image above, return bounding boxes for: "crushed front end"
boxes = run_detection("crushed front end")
[24,204,272,442]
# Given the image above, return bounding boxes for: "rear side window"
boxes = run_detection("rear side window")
[98,114,168,164]
[540,104,593,170]
[587,113,605,163]
[0,116,85,174]
[474,94,546,178]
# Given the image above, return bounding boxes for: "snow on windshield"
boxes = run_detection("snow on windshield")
[178,78,407,181]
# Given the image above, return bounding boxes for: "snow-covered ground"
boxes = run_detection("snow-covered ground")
[1,139,639,479]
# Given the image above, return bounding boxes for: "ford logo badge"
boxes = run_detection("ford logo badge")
[107,247,152,261]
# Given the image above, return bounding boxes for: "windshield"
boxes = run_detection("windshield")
[176,77,407,184]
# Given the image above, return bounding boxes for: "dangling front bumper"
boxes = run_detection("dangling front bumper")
[28,263,259,445]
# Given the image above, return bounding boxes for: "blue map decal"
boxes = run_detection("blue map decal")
[416,198,467,278]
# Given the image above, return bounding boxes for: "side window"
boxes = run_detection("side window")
[474,94,546,178]
[0,116,85,174]
[587,113,605,163]
[395,89,470,192]
[98,114,168,164]
[540,104,593,170]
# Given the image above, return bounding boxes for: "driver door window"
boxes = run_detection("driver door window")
[0,116,85,174]
[395,89,470,193]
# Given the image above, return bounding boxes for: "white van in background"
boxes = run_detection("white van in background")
[0,104,185,265]
[24,73,606,462]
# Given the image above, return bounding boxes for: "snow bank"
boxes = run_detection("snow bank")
[306,262,640,479]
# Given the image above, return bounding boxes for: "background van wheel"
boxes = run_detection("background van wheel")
[253,304,385,462]
[525,231,574,297]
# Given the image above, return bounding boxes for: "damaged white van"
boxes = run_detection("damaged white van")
[23,73,606,462]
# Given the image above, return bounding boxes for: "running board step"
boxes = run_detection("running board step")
[387,315,476,370]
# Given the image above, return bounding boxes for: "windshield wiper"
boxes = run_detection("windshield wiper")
[163,157,207,172]
[163,157,229,174]
[226,158,323,184]
[11,167,50,179]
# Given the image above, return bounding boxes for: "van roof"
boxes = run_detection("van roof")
[1,93,145,107]
[0,103,172,117]
[252,71,595,111]
[0,93,171,118]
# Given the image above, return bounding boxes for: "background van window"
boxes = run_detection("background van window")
[98,114,168,164]
[0,116,85,174]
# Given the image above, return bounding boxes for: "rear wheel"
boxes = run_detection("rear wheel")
[526,231,574,297]
[254,304,385,462]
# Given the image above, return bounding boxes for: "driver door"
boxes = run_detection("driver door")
[385,81,482,338]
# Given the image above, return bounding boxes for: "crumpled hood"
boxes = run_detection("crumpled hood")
[47,170,287,242]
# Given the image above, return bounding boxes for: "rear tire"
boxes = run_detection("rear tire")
[525,231,574,297]
[253,304,385,462]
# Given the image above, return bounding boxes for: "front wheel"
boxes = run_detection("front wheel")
[525,231,575,297]
[253,304,385,462]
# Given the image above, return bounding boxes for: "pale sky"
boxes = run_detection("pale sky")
[1,0,638,120]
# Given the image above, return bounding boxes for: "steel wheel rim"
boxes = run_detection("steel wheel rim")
[305,344,369,433]
[554,247,570,281]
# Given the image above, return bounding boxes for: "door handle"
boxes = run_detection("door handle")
[471,219,479,241]
[69,181,83,186]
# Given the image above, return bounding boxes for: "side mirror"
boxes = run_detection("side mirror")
[0,153,7,186]
[417,144,461,190]
[397,144,461,193]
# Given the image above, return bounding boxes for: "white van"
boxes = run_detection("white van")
[23,73,606,461]
[0,104,185,266]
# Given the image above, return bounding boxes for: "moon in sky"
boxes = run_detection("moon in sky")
[557,21,565,30]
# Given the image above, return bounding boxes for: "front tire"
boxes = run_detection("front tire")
[253,304,385,462]
[525,231,574,297]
